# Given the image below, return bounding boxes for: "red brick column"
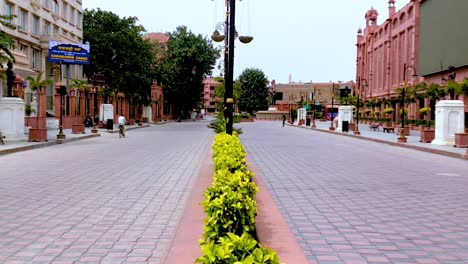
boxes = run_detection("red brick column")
[79,89,86,118]
[38,86,47,129]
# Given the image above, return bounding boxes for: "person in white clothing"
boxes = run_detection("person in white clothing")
[118,115,126,137]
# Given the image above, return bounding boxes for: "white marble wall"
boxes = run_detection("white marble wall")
[432,100,465,146]
[143,106,152,122]
[99,104,114,122]
[0,97,25,139]
[336,106,354,132]
[296,108,306,125]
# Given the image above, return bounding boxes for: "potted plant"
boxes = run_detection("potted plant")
[26,72,52,142]
[70,79,87,134]
[24,104,35,134]
[419,107,435,143]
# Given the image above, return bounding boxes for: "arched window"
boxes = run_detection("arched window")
[52,0,58,14]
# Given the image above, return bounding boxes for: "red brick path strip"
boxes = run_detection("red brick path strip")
[163,150,213,264]
[249,159,309,264]
[164,149,309,264]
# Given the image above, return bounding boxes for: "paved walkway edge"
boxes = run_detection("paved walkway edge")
[163,149,213,264]
[292,125,468,160]
[0,134,101,156]
[248,158,309,264]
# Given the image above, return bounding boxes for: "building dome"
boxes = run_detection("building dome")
[389,0,395,4]
[357,28,362,34]
[365,6,379,20]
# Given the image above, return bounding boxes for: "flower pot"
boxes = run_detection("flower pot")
[454,133,468,148]
[72,124,85,134]
[28,128,48,142]
[420,130,435,143]
[398,126,410,136]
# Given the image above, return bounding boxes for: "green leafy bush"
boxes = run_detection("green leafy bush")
[196,133,281,264]
[196,233,281,264]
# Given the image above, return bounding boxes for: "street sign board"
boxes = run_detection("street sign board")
[48,41,90,65]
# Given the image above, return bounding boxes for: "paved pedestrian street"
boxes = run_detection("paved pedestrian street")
[0,121,214,264]
[239,121,468,264]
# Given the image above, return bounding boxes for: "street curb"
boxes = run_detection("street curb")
[0,133,101,156]
[290,124,468,161]
[103,124,151,134]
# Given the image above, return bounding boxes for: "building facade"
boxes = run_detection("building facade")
[270,80,354,113]
[356,0,419,104]
[1,0,83,112]
[356,0,468,122]
[203,77,220,113]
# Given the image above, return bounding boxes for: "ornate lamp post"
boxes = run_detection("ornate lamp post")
[398,63,417,143]
[329,82,335,131]
[56,82,67,140]
[211,0,253,135]
[354,78,368,135]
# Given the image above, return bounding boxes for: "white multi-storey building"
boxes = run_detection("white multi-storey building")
[1,0,83,111]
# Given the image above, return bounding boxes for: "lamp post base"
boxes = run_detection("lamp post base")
[329,126,335,131]
[57,126,66,140]
[91,123,98,133]
[398,128,407,143]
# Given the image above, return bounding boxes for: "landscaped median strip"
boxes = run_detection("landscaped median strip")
[196,132,283,264]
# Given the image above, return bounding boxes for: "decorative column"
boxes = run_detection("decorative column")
[38,86,47,129]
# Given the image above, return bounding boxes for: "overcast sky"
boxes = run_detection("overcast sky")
[83,1,403,84]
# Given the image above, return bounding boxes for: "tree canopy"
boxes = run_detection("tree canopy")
[0,15,16,66]
[158,26,218,115]
[83,9,158,104]
[238,68,269,114]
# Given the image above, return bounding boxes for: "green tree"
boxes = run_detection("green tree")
[445,80,461,100]
[238,68,269,114]
[213,77,242,112]
[0,14,16,65]
[159,26,218,117]
[83,9,158,104]
[423,82,446,120]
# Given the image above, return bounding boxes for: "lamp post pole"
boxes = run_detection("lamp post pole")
[354,78,361,135]
[329,82,335,131]
[224,0,236,135]
[57,84,66,140]
[398,63,416,143]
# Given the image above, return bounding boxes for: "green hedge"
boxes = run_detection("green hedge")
[196,133,281,264]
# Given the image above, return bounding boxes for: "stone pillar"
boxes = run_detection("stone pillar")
[336,106,354,132]
[295,108,306,125]
[38,86,47,128]
[88,91,95,118]
[69,90,76,117]
[79,89,86,117]
[54,92,61,118]
[0,97,25,139]
[432,100,465,146]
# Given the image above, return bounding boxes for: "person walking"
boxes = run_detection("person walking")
[118,114,126,138]
[282,114,286,127]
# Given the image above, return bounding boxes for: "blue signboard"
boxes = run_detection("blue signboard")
[48,41,90,65]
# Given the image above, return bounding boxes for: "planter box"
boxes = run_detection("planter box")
[398,126,410,136]
[240,117,254,122]
[420,130,435,143]
[28,128,48,142]
[454,133,468,148]
[142,117,149,123]
[72,124,85,134]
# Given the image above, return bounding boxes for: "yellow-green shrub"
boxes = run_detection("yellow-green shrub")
[197,133,281,264]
